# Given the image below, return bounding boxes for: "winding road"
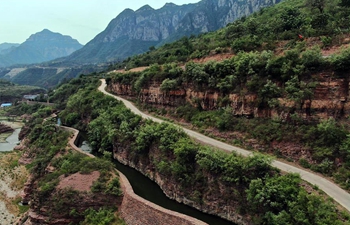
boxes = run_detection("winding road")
[98,79,350,212]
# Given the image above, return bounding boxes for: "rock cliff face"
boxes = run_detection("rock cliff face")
[0,29,82,67]
[108,72,350,120]
[172,0,281,42]
[65,0,281,64]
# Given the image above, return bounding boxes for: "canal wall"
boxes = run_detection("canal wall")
[118,171,207,225]
[62,126,207,225]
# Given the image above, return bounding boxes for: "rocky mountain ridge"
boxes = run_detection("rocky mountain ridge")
[64,0,281,64]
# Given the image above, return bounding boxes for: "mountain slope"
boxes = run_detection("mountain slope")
[64,3,196,64]
[64,0,281,64]
[0,29,83,67]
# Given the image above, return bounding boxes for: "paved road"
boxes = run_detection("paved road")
[98,79,350,212]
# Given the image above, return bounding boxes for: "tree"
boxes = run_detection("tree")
[340,134,350,167]
[300,46,324,69]
[247,173,301,215]
[285,75,315,113]
[331,47,350,72]
[340,0,350,7]
[258,80,281,108]
[307,0,326,13]
[160,78,178,92]
[280,7,304,31]
[185,62,209,90]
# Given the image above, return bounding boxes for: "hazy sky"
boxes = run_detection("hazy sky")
[0,0,200,45]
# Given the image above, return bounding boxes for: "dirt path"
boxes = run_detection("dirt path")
[98,79,350,212]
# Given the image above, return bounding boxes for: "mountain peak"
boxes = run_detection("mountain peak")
[137,4,154,12]
[41,28,53,33]
[120,8,134,15]
[164,2,177,7]
[25,29,81,45]
[0,29,83,67]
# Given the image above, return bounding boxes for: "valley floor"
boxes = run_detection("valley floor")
[0,152,29,225]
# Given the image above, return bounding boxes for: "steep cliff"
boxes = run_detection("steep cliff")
[64,3,196,64]
[163,0,282,43]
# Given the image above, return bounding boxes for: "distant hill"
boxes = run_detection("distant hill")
[0,29,83,67]
[0,43,20,55]
[63,0,281,64]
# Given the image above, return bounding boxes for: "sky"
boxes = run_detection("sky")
[0,0,200,45]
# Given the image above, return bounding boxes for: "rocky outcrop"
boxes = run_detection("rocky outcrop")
[0,123,14,134]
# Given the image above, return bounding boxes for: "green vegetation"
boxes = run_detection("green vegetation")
[81,208,126,225]
[13,197,30,214]
[55,76,350,225]
[21,103,123,224]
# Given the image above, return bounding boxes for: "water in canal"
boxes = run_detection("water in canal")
[78,134,237,225]
[0,128,20,152]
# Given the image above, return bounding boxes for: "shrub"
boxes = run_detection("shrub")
[331,47,350,72]
[299,158,311,168]
[231,35,262,53]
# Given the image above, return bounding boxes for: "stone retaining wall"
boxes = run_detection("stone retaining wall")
[62,126,207,225]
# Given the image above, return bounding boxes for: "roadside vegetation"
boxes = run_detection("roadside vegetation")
[53,76,350,225]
